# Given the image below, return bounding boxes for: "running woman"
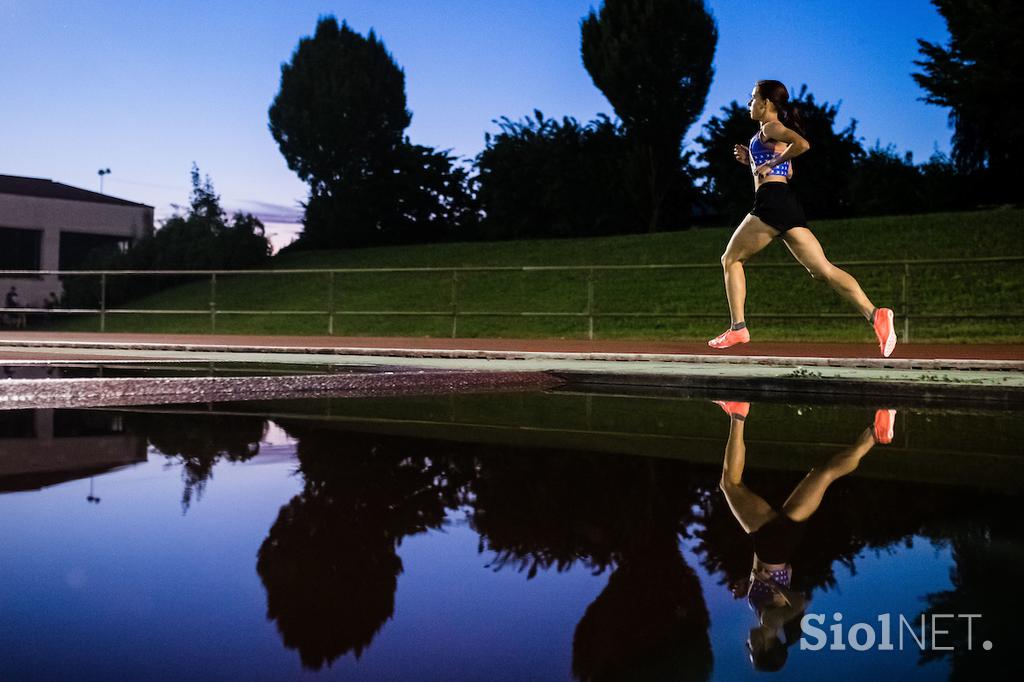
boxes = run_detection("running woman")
[707,80,897,357]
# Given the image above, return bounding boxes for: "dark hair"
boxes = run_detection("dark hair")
[756,80,805,137]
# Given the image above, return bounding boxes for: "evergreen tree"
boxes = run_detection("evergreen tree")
[581,0,717,231]
[913,0,1023,202]
[269,17,474,248]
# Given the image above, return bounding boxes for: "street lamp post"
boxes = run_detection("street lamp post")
[97,168,111,194]
[87,477,100,504]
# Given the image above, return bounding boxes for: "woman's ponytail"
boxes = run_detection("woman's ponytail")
[756,80,806,137]
[782,101,805,137]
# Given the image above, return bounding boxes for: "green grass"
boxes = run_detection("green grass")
[49,208,1024,342]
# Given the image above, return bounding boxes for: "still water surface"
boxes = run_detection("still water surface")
[0,393,1020,681]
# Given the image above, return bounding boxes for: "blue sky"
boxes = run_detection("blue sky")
[1,1,951,250]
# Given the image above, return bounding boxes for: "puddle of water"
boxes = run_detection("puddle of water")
[0,394,1019,680]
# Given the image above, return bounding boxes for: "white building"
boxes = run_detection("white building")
[0,174,153,308]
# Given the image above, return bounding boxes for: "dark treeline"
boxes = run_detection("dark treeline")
[61,164,271,310]
[70,0,1018,272]
[265,0,1019,252]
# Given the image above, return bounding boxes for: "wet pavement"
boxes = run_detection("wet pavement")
[2,332,1022,407]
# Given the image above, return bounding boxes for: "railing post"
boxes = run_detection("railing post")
[587,268,595,340]
[901,263,910,343]
[450,270,459,339]
[327,271,335,335]
[210,273,217,333]
[99,273,107,332]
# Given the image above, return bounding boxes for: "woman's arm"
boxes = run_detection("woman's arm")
[754,121,810,177]
[733,143,751,166]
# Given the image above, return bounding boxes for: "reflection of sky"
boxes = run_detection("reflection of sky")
[681,532,954,681]
[0,445,963,680]
[0,453,305,680]
[342,507,608,680]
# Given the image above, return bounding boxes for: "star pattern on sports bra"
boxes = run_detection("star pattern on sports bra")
[750,151,789,176]
[749,131,790,176]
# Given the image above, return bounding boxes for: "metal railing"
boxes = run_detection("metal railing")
[2,256,1022,341]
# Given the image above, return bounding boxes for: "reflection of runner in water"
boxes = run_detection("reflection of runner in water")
[715,401,896,671]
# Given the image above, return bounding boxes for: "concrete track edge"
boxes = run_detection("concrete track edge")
[1,339,1022,406]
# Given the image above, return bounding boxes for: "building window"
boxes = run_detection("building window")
[0,226,43,271]
[59,231,132,270]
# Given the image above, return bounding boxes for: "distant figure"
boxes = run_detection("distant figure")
[44,291,60,309]
[3,286,26,329]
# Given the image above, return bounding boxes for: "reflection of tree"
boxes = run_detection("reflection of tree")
[573,540,711,682]
[256,425,472,670]
[917,494,1023,680]
[123,412,266,511]
[248,417,1016,678]
[471,449,713,682]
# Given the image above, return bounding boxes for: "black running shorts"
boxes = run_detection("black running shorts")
[750,182,808,233]
[751,514,806,565]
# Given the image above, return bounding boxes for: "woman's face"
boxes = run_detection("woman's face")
[748,87,769,121]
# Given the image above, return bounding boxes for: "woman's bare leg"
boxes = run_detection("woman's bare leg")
[780,227,875,320]
[780,427,876,522]
[720,415,777,533]
[720,215,781,325]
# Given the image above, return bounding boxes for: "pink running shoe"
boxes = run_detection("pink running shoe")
[873,308,897,358]
[708,327,750,349]
[873,409,896,444]
[714,400,750,419]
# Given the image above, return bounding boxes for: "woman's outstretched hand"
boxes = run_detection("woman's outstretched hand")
[733,144,750,165]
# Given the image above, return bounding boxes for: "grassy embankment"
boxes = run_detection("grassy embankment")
[52,208,1023,343]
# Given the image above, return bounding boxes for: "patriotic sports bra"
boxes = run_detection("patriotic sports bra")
[749,128,790,177]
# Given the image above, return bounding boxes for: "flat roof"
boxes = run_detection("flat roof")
[0,174,153,209]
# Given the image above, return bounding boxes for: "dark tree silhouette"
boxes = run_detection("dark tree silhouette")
[581,0,717,232]
[913,0,1024,202]
[694,101,760,222]
[256,426,472,670]
[470,449,713,681]
[269,17,475,248]
[572,540,712,682]
[918,507,1024,681]
[846,144,926,217]
[123,411,266,512]
[62,164,270,310]
[270,17,409,195]
[475,112,639,239]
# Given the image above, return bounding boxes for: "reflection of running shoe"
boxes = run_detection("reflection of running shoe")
[708,327,750,349]
[714,400,750,419]
[873,308,897,358]
[873,409,896,444]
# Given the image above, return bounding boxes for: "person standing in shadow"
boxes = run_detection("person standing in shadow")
[715,401,896,671]
[4,286,26,329]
